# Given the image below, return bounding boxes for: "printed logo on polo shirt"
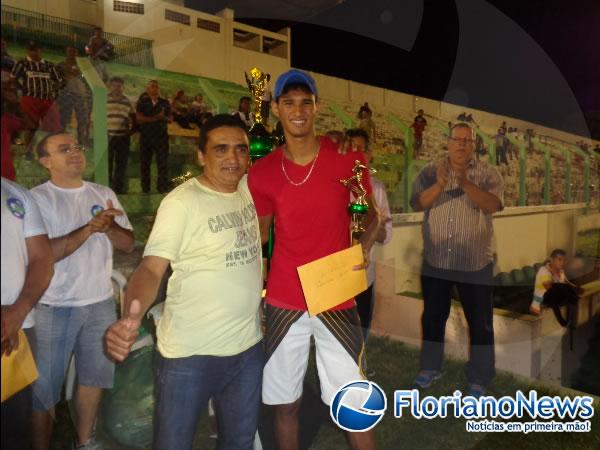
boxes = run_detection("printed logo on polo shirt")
[91,204,104,217]
[7,197,25,219]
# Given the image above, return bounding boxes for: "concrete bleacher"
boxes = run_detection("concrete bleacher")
[7,42,251,229]
[6,39,598,220]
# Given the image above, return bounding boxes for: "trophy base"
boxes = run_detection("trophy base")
[249,124,274,160]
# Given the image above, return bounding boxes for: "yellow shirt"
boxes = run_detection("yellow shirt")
[144,176,263,357]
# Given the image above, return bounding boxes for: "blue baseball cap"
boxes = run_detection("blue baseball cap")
[274,69,318,99]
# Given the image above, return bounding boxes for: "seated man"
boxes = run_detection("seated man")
[530,249,576,315]
[105,114,264,450]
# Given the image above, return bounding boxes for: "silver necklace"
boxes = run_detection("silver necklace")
[281,146,320,186]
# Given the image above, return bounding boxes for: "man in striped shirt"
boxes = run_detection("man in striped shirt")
[11,42,62,134]
[411,122,504,397]
[107,77,135,194]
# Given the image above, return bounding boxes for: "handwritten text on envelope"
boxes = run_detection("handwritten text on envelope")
[297,244,368,316]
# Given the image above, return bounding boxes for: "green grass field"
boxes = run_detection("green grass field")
[50,335,600,450]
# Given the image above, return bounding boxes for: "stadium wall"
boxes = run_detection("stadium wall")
[3,1,597,146]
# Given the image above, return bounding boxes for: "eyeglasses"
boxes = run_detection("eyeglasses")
[57,144,87,155]
[449,137,475,145]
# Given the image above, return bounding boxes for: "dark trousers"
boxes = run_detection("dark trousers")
[1,385,32,449]
[108,134,130,194]
[419,262,495,386]
[1,329,35,449]
[58,91,91,144]
[356,284,374,341]
[496,146,508,165]
[140,133,169,193]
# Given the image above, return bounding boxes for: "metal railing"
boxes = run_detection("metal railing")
[1,5,154,67]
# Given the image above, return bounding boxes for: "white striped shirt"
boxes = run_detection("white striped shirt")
[411,158,504,271]
[107,94,134,136]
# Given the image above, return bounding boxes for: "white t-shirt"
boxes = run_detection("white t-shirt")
[1,178,48,328]
[31,181,132,307]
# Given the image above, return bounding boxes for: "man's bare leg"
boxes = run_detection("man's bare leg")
[31,408,54,450]
[74,385,103,444]
[273,398,302,450]
[348,429,376,450]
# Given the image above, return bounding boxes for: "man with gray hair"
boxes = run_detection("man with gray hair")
[410,123,504,397]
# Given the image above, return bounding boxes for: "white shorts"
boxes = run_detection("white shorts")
[262,311,366,406]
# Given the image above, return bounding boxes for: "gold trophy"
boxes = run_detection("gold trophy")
[340,160,371,244]
[244,68,273,159]
[245,67,270,126]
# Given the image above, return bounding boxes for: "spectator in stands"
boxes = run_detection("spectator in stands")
[530,249,573,315]
[105,114,264,450]
[248,69,380,450]
[232,96,253,130]
[170,90,192,129]
[107,76,135,194]
[1,86,34,180]
[594,144,600,156]
[10,42,62,150]
[457,112,467,121]
[358,102,376,143]
[57,46,92,146]
[190,94,214,127]
[507,140,518,162]
[494,128,509,166]
[500,121,507,134]
[1,177,53,450]
[345,128,392,343]
[189,93,210,125]
[411,109,428,156]
[524,128,534,152]
[85,27,113,83]
[411,122,504,397]
[191,93,209,114]
[30,132,133,450]
[1,39,15,86]
[136,80,171,193]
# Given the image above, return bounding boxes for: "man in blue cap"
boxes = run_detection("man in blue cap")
[248,69,381,450]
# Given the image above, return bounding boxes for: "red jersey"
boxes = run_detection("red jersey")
[1,113,22,181]
[248,137,372,311]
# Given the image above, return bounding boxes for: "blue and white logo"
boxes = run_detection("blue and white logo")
[330,381,387,432]
[7,197,25,219]
[90,204,104,217]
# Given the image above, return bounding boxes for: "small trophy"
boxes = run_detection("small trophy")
[244,67,273,160]
[340,160,371,244]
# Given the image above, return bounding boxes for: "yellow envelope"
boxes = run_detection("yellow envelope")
[1,329,39,403]
[297,244,368,316]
